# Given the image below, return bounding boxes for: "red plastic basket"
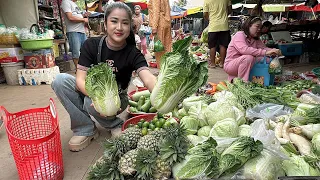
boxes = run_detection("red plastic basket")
[122,114,157,131]
[0,98,64,180]
[127,87,148,100]
[122,114,179,131]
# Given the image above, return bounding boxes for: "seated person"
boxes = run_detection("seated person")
[261,20,272,35]
[224,16,281,82]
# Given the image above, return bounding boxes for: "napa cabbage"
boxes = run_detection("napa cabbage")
[85,63,120,117]
[150,36,208,113]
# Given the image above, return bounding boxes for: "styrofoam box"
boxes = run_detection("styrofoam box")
[18,66,60,85]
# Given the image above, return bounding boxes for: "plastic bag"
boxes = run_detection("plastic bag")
[298,91,320,104]
[246,103,293,121]
[154,36,164,52]
[269,57,282,75]
[138,25,146,37]
[200,27,208,43]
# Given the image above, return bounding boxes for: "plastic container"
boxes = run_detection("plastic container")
[0,99,64,180]
[278,43,303,56]
[19,39,54,50]
[1,61,24,85]
[249,57,275,86]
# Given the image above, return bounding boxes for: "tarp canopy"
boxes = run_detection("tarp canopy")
[171,5,187,19]
[289,4,320,12]
[0,0,38,28]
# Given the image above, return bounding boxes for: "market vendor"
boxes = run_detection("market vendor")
[224,16,282,82]
[52,2,157,152]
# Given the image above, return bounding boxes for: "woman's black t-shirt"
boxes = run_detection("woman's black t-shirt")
[78,37,148,90]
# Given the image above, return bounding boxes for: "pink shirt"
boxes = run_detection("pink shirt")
[225,31,271,63]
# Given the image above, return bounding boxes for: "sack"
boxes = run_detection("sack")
[269,57,282,75]
[154,36,164,52]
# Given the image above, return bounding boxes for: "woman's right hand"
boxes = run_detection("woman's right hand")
[266,49,281,56]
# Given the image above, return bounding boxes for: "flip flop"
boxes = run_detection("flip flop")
[218,64,224,68]
[208,64,216,69]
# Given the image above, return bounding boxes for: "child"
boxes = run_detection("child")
[133,24,141,50]
[51,2,157,152]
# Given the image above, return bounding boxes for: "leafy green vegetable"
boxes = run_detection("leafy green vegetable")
[182,95,207,112]
[188,102,209,127]
[238,124,252,137]
[216,136,263,177]
[200,27,208,43]
[187,135,206,146]
[85,63,120,116]
[210,118,239,138]
[241,149,285,180]
[282,153,320,176]
[197,126,212,137]
[312,133,320,156]
[292,104,320,125]
[150,36,208,113]
[205,101,237,126]
[175,138,219,179]
[180,116,199,135]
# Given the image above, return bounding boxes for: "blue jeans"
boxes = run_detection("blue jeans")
[66,32,87,59]
[51,73,128,136]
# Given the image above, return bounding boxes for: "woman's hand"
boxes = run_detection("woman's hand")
[266,49,282,56]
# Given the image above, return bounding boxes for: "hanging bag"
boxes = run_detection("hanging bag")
[153,35,164,52]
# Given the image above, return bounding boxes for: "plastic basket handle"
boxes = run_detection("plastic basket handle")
[49,98,57,119]
[0,106,7,129]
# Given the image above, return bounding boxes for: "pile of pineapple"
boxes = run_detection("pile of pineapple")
[88,114,190,180]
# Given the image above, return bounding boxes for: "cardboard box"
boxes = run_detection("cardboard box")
[23,49,55,69]
[0,47,24,63]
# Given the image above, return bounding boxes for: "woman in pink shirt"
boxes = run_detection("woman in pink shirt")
[224,16,281,82]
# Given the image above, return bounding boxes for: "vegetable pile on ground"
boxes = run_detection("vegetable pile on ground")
[128,90,157,114]
[88,113,190,180]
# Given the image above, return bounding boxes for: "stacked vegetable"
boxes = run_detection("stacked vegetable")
[128,90,157,114]
[88,113,190,180]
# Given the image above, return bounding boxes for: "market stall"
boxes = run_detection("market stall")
[86,36,320,180]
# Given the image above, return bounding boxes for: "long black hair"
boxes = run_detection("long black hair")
[104,2,136,46]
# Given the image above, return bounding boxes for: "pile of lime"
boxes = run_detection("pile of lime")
[127,114,177,135]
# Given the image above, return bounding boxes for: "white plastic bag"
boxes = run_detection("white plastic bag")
[246,103,293,121]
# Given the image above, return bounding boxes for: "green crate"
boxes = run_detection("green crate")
[19,39,53,50]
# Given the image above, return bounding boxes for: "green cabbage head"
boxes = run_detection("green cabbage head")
[85,63,120,117]
[181,116,199,135]
[210,118,239,138]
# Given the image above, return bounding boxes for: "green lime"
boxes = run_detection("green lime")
[163,121,171,128]
[137,122,143,128]
[141,128,148,136]
[128,124,134,128]
[159,118,166,127]
[149,124,156,130]
[134,125,140,129]
[155,121,162,128]
[157,113,164,118]
[142,121,150,128]
[151,119,157,125]
[154,127,160,131]
[140,119,146,123]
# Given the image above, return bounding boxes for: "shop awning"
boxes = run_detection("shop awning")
[289,4,320,12]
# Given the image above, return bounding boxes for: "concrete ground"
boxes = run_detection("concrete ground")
[0,62,319,180]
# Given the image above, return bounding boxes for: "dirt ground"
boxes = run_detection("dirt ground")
[0,62,319,180]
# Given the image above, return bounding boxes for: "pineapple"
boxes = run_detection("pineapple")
[103,137,130,161]
[159,125,190,165]
[149,129,166,140]
[118,149,138,176]
[137,134,159,152]
[153,157,171,180]
[135,149,158,180]
[121,127,143,149]
[88,157,125,180]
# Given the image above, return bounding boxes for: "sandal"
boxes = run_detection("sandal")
[218,63,224,68]
[208,63,216,69]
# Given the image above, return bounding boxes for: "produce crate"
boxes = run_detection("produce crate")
[278,43,303,56]
[18,66,60,85]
